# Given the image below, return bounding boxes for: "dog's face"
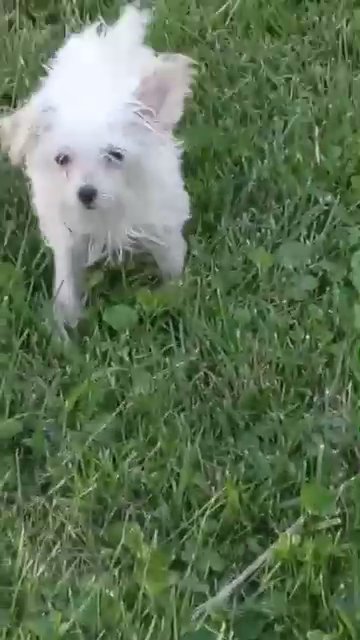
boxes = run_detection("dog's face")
[25,109,147,215]
[0,50,195,220]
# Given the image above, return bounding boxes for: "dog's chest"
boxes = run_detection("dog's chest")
[82,215,146,267]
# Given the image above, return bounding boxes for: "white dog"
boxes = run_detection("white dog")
[0,5,195,332]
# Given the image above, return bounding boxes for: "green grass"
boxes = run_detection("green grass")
[1,0,360,637]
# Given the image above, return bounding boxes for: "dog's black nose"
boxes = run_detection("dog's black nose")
[78,184,98,208]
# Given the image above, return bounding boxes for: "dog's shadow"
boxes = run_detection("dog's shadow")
[88,252,160,303]
[65,252,160,336]
[85,219,193,320]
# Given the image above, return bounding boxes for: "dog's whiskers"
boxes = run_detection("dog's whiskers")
[100,192,115,201]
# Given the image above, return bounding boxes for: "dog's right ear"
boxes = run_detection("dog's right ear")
[136,54,196,132]
[0,102,40,167]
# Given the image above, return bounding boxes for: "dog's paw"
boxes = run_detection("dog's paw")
[53,297,82,336]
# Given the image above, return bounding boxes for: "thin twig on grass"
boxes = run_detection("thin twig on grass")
[192,515,305,620]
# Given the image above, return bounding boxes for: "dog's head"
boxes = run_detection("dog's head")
[0,6,195,218]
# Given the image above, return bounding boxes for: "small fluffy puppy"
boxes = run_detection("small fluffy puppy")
[0,6,195,331]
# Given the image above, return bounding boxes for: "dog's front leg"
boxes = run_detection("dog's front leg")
[142,227,187,280]
[52,233,88,331]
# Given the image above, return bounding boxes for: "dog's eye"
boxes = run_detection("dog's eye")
[105,149,124,164]
[55,153,71,167]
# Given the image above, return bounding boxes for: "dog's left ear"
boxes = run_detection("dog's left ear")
[136,54,196,132]
[0,101,50,166]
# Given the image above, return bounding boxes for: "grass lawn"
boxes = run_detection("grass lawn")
[1,0,360,637]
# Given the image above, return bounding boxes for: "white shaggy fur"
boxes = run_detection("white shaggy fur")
[0,6,195,332]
